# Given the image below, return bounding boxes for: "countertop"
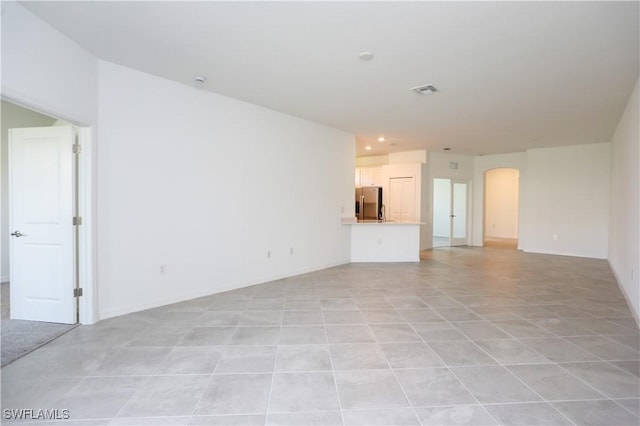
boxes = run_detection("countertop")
[341,218,424,225]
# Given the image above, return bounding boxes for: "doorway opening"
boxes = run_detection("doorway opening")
[1,100,92,365]
[483,168,519,249]
[432,178,469,247]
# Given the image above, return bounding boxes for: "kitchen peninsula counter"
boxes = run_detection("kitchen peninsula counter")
[343,219,423,262]
[351,220,423,225]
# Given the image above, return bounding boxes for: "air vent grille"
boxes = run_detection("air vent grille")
[411,84,438,95]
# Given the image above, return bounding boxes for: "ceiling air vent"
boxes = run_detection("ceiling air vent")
[411,84,437,95]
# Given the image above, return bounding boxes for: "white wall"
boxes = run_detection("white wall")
[472,152,527,247]
[1,2,98,125]
[356,155,388,167]
[609,79,639,321]
[429,152,474,180]
[484,168,519,239]
[388,150,427,164]
[0,102,56,282]
[97,61,354,319]
[523,143,610,258]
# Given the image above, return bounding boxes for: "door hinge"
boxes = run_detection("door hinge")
[74,288,83,297]
[72,143,82,154]
[73,216,82,226]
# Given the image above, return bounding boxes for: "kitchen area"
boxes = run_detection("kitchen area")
[345,153,428,262]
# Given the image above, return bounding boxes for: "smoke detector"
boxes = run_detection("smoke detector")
[411,84,437,95]
[193,75,207,84]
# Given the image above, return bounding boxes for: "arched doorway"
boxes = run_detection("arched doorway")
[483,168,519,249]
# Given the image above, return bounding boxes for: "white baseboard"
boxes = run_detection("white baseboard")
[98,258,351,321]
[608,260,640,327]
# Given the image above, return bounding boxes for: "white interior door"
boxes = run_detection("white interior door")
[389,177,415,222]
[432,178,451,246]
[9,127,76,324]
[450,180,469,246]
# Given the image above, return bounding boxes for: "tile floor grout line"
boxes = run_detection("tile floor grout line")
[263,313,283,421]
[424,306,575,424]
[413,312,541,426]
[321,305,347,426]
[361,299,423,425]
[411,322,502,425]
[187,331,231,419]
[543,329,640,403]
[610,398,640,419]
[552,360,636,402]
[468,295,637,410]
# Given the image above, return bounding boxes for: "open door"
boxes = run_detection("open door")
[449,180,469,246]
[9,126,76,324]
[432,178,469,247]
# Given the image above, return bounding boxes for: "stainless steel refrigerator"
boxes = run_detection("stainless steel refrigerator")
[355,186,383,221]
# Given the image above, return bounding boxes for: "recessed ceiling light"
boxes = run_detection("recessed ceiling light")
[365,145,372,150]
[359,51,374,61]
[378,136,385,142]
[193,75,207,83]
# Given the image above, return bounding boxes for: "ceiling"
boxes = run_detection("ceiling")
[21,1,639,157]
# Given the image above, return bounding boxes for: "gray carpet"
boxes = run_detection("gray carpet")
[1,283,78,366]
[1,319,77,366]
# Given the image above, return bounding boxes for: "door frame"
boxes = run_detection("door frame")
[449,179,470,246]
[432,177,471,247]
[3,95,97,325]
[482,167,520,247]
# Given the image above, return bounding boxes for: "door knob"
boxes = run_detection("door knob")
[10,230,26,238]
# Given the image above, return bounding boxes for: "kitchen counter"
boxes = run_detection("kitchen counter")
[343,219,423,262]
[352,220,423,225]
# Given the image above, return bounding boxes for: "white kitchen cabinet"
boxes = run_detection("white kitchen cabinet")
[356,166,383,187]
[388,176,416,222]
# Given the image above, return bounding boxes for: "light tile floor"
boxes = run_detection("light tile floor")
[2,247,639,425]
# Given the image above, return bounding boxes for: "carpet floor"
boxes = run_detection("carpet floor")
[1,319,77,366]
[1,283,78,366]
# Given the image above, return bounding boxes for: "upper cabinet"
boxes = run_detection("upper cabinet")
[355,166,383,187]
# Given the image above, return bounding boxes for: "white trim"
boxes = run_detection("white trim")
[77,127,97,324]
[609,260,640,327]
[1,91,92,128]
[99,260,350,320]
[0,277,8,284]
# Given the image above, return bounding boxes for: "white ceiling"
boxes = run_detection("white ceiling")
[22,1,639,157]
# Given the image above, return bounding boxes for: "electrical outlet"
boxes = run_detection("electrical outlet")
[159,264,166,275]
[289,247,294,255]
[267,251,271,259]
[552,234,559,241]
